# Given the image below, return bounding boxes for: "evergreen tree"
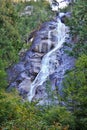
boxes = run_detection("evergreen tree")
[63,54,87,130]
[0,0,21,88]
[68,0,87,57]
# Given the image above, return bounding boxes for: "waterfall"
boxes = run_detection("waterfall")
[27,16,69,102]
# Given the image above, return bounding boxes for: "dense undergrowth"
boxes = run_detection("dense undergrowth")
[0,0,87,129]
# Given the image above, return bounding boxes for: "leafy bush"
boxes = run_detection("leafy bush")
[42,106,75,130]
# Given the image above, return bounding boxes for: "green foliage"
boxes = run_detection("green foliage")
[63,54,87,130]
[42,106,75,130]
[0,0,22,89]
[67,0,87,57]
[0,90,38,129]
[61,2,87,129]
[16,0,54,41]
[0,92,75,130]
[0,0,21,61]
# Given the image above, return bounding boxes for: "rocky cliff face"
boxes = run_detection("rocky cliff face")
[7,20,58,91]
[7,13,75,104]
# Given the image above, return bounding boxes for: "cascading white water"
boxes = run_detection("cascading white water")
[27,16,69,102]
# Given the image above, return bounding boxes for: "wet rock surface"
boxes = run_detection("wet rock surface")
[7,14,75,104]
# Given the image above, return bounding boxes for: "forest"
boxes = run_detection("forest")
[0,0,87,129]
